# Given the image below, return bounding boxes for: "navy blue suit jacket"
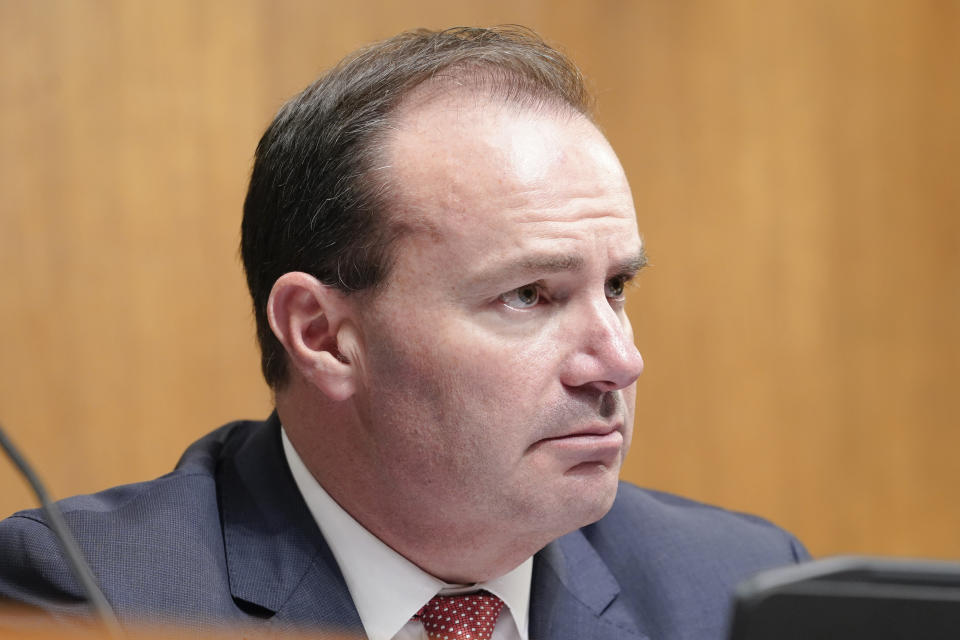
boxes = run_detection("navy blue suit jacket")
[0,414,809,638]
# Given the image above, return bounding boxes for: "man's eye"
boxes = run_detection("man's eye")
[499,284,542,309]
[605,276,626,299]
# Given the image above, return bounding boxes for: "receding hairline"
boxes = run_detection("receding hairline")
[361,72,600,251]
[386,62,593,129]
[352,30,599,259]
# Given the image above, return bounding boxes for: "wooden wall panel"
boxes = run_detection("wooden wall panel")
[611,1,960,559]
[1,0,958,560]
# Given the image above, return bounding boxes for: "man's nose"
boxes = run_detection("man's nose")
[561,297,645,392]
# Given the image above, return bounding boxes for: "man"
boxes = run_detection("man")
[0,27,808,639]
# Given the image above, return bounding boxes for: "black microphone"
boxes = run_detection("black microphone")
[0,421,123,637]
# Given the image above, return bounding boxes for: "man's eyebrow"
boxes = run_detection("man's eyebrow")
[520,253,585,273]
[473,246,647,285]
[616,247,648,276]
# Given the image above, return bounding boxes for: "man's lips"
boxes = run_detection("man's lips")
[532,424,624,457]
[540,422,622,440]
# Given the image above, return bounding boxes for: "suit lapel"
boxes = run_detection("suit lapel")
[530,530,649,640]
[216,413,364,634]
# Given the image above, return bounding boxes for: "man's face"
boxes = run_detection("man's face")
[348,93,644,554]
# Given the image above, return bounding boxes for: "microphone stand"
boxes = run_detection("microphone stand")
[0,421,123,638]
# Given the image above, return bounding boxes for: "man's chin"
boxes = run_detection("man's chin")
[554,466,621,529]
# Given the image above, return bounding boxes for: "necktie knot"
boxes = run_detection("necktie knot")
[415,590,505,640]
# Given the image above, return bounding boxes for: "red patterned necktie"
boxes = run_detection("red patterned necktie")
[414,590,505,640]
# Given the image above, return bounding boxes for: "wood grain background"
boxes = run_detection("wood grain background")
[1,0,958,560]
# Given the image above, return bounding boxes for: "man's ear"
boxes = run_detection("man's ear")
[266,272,359,402]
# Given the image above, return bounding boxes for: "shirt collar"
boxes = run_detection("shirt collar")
[281,428,532,640]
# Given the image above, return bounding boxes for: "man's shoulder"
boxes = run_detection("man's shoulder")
[534,483,808,639]
[589,481,808,563]
[2,417,261,524]
[578,482,808,598]
[610,482,803,542]
[0,417,272,619]
[542,483,808,638]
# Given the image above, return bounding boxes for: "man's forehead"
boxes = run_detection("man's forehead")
[373,83,639,288]
[383,85,598,178]
[380,94,625,220]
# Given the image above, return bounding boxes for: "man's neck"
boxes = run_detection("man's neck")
[276,394,550,583]
[280,426,533,640]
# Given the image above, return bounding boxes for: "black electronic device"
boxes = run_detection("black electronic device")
[729,555,960,639]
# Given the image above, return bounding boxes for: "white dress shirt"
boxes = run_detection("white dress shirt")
[281,428,531,640]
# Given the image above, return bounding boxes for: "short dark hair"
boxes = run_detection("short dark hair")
[241,26,592,389]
